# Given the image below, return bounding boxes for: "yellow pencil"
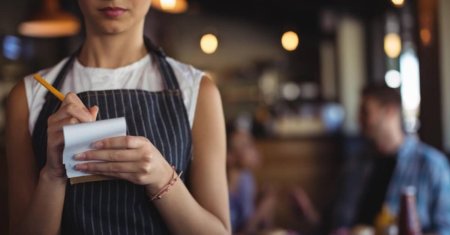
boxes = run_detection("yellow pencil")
[33,73,65,101]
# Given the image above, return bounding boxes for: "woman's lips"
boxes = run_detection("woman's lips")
[99,7,127,18]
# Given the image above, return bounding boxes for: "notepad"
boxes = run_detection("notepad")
[62,117,127,184]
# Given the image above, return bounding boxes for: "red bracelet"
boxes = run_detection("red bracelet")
[151,166,183,201]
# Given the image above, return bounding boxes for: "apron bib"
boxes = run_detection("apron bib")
[32,38,192,235]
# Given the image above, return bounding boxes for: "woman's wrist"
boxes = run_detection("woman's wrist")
[150,166,183,201]
[145,163,176,196]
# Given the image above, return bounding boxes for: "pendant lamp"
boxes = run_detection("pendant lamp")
[152,0,188,14]
[18,0,80,38]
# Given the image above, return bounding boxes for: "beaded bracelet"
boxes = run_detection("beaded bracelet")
[151,166,183,201]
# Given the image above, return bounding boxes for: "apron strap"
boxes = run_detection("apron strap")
[144,37,181,90]
[46,53,78,96]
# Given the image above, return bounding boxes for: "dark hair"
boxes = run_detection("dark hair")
[362,84,402,109]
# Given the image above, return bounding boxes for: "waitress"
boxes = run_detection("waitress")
[5,0,230,234]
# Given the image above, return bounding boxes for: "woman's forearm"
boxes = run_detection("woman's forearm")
[11,169,66,235]
[153,181,230,235]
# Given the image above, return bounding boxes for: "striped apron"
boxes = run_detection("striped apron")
[31,38,193,235]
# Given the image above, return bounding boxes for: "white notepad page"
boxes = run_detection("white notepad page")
[62,117,127,178]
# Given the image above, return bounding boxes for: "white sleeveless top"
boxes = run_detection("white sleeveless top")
[24,56,204,134]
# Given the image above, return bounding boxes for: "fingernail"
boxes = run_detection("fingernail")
[75,164,87,171]
[74,153,86,160]
[92,142,103,149]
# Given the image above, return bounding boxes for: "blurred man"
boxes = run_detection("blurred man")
[331,85,450,235]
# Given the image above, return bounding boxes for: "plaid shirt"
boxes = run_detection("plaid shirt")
[332,135,450,235]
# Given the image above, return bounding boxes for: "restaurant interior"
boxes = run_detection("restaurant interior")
[0,0,449,234]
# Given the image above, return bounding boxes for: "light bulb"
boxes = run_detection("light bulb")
[200,34,219,54]
[281,31,299,52]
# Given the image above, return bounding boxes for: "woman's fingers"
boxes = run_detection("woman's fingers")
[75,161,152,174]
[47,116,80,150]
[75,149,144,162]
[47,117,80,133]
[47,117,78,146]
[62,92,85,107]
[48,105,97,124]
[60,103,94,122]
[47,105,88,123]
[93,136,151,150]
[89,105,99,120]
[71,136,169,186]
[49,93,96,123]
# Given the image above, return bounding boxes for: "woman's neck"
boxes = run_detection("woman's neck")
[78,33,147,68]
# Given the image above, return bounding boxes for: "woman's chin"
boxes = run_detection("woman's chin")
[103,27,126,35]
[95,22,129,35]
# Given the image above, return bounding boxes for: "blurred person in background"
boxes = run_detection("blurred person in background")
[228,117,321,235]
[227,119,280,234]
[330,85,450,235]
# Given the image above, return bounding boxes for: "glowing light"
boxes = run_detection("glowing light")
[391,0,405,7]
[400,49,421,133]
[384,33,402,58]
[281,31,299,52]
[400,50,421,111]
[18,0,80,38]
[3,36,21,60]
[200,34,219,54]
[281,82,301,101]
[152,0,188,14]
[161,0,176,10]
[385,70,402,88]
[19,19,80,38]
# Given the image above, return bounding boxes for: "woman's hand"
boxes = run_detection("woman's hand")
[45,92,98,180]
[74,136,174,195]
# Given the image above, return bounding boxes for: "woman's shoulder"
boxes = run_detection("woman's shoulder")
[22,57,72,133]
[165,57,205,87]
